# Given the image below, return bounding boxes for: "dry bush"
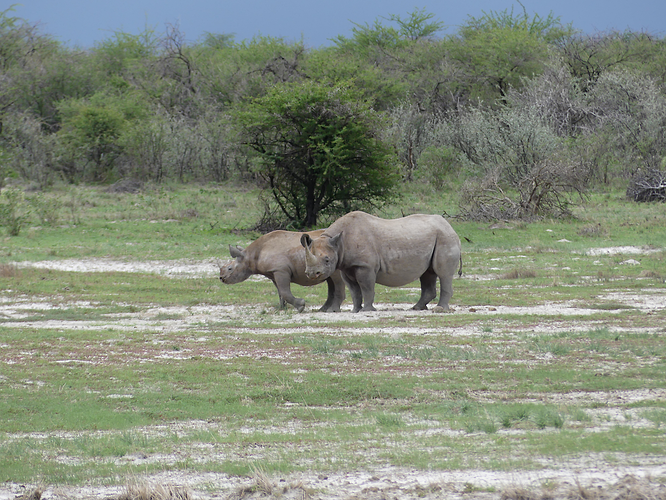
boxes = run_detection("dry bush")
[458,159,589,221]
[506,65,591,137]
[516,159,589,217]
[587,71,666,176]
[626,168,666,202]
[454,106,590,221]
[459,169,526,221]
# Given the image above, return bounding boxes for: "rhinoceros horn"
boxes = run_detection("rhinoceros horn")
[229,245,244,259]
[300,234,317,267]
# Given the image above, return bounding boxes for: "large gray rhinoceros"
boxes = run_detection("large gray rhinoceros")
[300,211,462,312]
[220,229,345,312]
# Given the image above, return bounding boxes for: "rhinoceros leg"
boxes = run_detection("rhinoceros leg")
[272,271,306,312]
[318,278,335,312]
[319,272,346,312]
[436,272,454,310]
[413,270,437,310]
[342,271,363,313]
[354,268,378,312]
[432,242,460,311]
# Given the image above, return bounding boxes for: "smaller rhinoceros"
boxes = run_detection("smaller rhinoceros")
[220,229,345,312]
[301,211,462,312]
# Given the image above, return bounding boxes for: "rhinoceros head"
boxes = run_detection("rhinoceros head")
[219,245,253,284]
[300,232,341,281]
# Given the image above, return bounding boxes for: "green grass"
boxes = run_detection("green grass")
[0,183,665,487]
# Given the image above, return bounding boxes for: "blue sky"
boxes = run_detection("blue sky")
[10,0,666,49]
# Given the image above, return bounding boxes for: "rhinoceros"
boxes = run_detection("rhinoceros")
[300,211,462,312]
[220,229,345,312]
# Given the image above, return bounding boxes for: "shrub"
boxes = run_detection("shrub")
[626,168,666,202]
[586,70,666,177]
[29,192,63,226]
[1,113,57,188]
[415,145,460,189]
[0,186,30,236]
[453,106,589,219]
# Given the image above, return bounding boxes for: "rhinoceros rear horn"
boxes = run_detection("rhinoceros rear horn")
[300,234,312,249]
[229,245,244,259]
[329,232,343,249]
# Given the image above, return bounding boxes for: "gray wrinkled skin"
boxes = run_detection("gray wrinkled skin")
[301,211,462,313]
[220,229,345,312]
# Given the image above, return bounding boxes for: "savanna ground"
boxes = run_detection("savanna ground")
[1,184,665,499]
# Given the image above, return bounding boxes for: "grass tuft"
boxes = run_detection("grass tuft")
[0,263,20,278]
[15,487,44,500]
[117,483,192,500]
[501,268,538,279]
[500,485,540,500]
[577,223,608,238]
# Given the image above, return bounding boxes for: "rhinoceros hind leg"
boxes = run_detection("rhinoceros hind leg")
[413,271,437,310]
[436,273,454,310]
[273,272,306,312]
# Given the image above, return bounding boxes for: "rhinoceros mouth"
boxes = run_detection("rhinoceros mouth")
[305,270,322,280]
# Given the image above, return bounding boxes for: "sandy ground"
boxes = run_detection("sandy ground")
[3,250,666,500]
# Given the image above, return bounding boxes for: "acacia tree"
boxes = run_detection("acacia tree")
[236,80,399,227]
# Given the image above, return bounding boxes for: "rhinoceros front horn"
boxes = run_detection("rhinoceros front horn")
[301,234,317,267]
[300,234,312,249]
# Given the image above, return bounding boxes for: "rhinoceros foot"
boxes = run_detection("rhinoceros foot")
[318,305,340,313]
[432,305,451,314]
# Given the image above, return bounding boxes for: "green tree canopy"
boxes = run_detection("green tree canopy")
[57,90,149,182]
[332,8,445,54]
[450,5,574,102]
[235,80,399,227]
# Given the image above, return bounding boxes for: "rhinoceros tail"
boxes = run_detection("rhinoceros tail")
[458,254,463,277]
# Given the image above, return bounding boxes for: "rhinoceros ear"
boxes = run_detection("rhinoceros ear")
[300,234,312,249]
[229,245,244,259]
[329,232,343,249]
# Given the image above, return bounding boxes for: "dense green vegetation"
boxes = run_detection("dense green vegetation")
[2,4,666,229]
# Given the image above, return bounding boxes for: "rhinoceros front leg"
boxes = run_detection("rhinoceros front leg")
[354,268,378,312]
[413,270,437,310]
[319,272,346,312]
[272,271,306,312]
[342,271,363,313]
